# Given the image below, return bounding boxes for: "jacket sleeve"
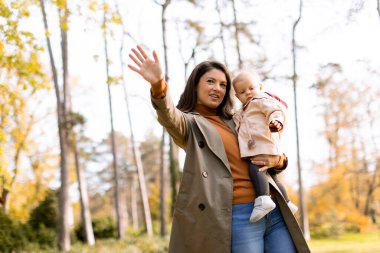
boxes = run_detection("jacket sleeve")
[260,98,286,131]
[151,83,189,149]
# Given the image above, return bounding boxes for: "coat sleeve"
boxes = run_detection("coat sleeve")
[151,88,189,149]
[259,98,286,130]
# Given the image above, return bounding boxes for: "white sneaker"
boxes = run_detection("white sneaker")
[250,195,276,223]
[287,201,298,214]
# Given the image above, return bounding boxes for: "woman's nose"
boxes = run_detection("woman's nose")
[212,83,222,91]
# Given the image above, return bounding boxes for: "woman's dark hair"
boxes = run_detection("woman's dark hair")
[176,60,234,119]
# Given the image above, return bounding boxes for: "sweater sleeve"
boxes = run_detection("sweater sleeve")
[150,78,168,99]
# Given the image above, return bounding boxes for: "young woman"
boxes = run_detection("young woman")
[128,45,310,253]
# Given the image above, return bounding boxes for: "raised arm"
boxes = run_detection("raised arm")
[128,45,189,148]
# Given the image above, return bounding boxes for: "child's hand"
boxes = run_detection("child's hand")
[269,120,283,132]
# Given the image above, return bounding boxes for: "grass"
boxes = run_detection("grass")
[308,231,380,253]
[26,235,170,253]
[24,231,380,252]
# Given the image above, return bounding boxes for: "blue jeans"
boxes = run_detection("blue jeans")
[231,202,297,253]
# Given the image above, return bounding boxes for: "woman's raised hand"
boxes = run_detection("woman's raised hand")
[128,45,163,84]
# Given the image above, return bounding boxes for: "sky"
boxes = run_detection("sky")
[25,0,380,190]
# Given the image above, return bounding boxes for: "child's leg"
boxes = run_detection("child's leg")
[249,162,276,223]
[269,172,290,202]
[249,163,270,196]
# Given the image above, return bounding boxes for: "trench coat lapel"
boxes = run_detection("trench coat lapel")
[194,116,232,175]
[222,117,238,136]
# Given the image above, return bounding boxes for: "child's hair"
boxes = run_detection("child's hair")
[232,70,261,89]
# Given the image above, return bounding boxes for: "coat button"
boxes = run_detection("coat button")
[198,203,205,211]
[202,171,208,178]
[198,140,205,148]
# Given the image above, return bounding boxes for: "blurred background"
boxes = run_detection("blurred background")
[1,0,379,252]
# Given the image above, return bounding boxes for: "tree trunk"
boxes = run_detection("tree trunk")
[58,3,71,250]
[117,15,152,235]
[102,0,124,239]
[131,173,139,230]
[291,0,310,240]
[133,146,153,236]
[1,188,8,212]
[231,0,242,69]
[39,0,70,250]
[160,130,167,235]
[160,1,175,235]
[216,0,228,66]
[74,141,95,245]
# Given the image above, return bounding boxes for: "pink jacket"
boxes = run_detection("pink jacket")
[233,92,286,158]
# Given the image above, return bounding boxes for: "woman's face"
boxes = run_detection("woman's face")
[196,69,227,109]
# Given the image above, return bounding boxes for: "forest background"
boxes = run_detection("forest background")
[1,0,380,252]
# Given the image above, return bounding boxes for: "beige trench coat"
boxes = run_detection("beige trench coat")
[151,94,310,253]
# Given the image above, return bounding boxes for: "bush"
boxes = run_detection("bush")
[75,216,117,242]
[344,211,371,233]
[310,221,345,239]
[0,210,28,253]
[28,189,58,248]
[28,190,58,230]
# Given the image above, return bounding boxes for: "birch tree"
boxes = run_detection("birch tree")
[70,113,95,245]
[291,0,310,239]
[231,0,242,69]
[38,0,72,250]
[114,0,153,236]
[156,0,172,236]
[102,0,124,239]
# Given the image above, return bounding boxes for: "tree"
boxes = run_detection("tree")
[156,0,172,236]
[215,0,228,66]
[70,113,95,245]
[312,63,380,229]
[57,0,72,250]
[231,0,242,69]
[116,1,153,236]
[291,0,310,239]
[102,0,124,239]
[38,0,76,249]
[0,0,47,213]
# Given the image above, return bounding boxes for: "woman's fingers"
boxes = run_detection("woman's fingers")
[127,63,141,74]
[153,50,159,64]
[137,45,149,60]
[129,53,142,67]
[131,48,145,63]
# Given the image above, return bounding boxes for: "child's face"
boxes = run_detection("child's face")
[234,75,262,104]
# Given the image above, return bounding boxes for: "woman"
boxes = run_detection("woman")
[128,45,310,253]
